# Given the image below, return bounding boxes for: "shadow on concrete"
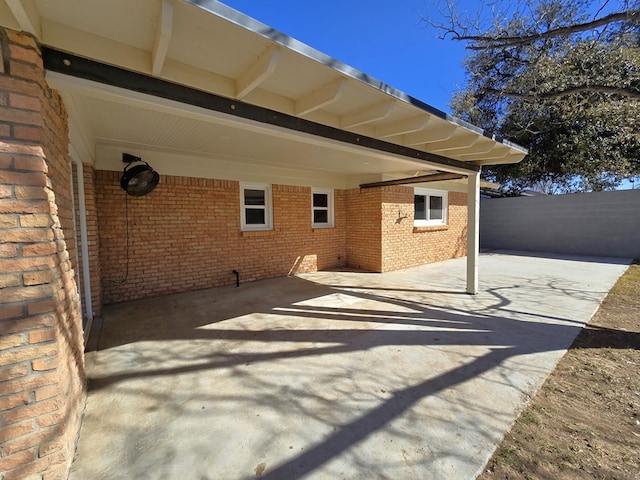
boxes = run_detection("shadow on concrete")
[76,253,633,480]
[481,249,632,266]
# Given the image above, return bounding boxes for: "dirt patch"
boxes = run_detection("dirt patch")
[479,261,640,480]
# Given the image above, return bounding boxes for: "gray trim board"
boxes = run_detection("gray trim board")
[360,173,466,188]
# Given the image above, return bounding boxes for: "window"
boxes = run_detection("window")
[311,188,334,228]
[240,183,272,231]
[414,188,447,226]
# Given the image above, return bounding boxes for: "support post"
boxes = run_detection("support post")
[466,170,481,294]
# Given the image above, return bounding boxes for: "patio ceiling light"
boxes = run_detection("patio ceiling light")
[120,153,159,197]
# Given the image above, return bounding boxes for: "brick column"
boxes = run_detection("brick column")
[345,187,383,271]
[0,28,85,480]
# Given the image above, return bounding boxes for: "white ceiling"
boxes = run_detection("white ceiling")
[1,0,527,188]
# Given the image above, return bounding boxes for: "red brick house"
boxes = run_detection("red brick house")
[0,1,526,478]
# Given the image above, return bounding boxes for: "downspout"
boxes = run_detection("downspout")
[70,149,94,341]
[69,161,82,311]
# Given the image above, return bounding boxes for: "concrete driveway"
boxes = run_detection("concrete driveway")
[70,252,629,480]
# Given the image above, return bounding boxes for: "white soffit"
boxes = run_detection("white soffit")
[47,72,472,187]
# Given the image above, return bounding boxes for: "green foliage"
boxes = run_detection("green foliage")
[447,0,640,193]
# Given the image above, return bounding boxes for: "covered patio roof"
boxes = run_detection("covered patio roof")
[0,0,526,188]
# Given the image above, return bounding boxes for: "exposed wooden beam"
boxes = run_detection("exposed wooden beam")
[236,46,280,99]
[360,172,466,188]
[376,115,429,138]
[403,124,457,146]
[151,0,174,76]
[426,134,480,152]
[6,0,40,38]
[340,101,394,129]
[458,152,510,163]
[456,143,507,160]
[473,152,524,166]
[452,139,496,155]
[295,78,346,116]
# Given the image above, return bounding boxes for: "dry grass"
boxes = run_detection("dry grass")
[479,261,640,480]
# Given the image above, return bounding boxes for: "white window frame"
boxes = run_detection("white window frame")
[240,183,273,231]
[311,188,334,228]
[413,188,448,227]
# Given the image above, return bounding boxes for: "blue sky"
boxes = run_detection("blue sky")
[221,0,474,114]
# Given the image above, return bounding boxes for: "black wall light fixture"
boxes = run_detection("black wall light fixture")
[120,153,159,196]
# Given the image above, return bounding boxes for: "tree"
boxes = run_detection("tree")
[428,0,640,193]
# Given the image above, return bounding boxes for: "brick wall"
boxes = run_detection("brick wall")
[0,28,85,480]
[345,186,467,272]
[381,188,468,271]
[345,187,383,271]
[97,178,469,303]
[96,172,347,304]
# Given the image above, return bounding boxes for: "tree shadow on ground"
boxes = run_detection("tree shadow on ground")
[78,260,634,480]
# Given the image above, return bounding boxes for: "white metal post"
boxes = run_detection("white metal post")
[466,170,481,294]
[70,148,94,341]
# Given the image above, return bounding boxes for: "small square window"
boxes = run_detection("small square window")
[240,183,272,231]
[311,189,334,228]
[414,188,447,226]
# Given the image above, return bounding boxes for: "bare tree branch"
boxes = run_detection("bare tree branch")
[439,1,640,192]
[485,84,640,99]
[456,10,639,49]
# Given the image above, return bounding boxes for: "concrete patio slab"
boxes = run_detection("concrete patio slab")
[70,252,630,480]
